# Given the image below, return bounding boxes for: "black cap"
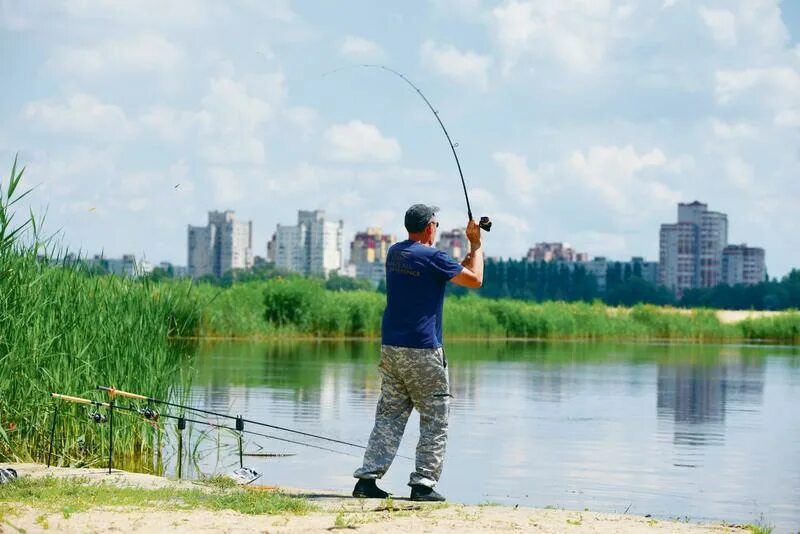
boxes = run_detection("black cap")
[404,204,439,233]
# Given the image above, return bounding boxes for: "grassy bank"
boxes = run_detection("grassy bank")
[193,278,800,343]
[0,159,202,465]
[0,475,313,524]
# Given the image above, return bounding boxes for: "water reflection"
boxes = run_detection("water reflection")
[657,348,766,454]
[180,340,799,531]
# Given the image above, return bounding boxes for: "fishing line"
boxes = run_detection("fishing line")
[319,64,492,231]
[96,387,413,460]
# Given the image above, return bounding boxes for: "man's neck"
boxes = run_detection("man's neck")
[407,233,434,246]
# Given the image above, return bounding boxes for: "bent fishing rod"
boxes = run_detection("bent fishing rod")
[96,385,412,460]
[327,64,492,232]
[52,392,361,458]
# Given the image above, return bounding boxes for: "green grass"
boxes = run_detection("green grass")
[0,475,314,516]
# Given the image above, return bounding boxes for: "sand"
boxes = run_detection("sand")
[0,464,748,533]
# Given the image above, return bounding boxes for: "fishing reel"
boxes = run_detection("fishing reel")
[88,410,107,424]
[479,216,492,232]
[139,406,159,422]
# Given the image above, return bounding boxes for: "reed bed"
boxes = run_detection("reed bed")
[195,277,797,343]
[0,159,201,466]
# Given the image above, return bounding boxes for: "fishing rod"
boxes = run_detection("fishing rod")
[51,392,363,473]
[327,64,492,232]
[80,390,363,456]
[96,386,412,460]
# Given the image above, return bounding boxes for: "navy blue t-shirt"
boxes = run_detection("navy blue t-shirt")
[381,240,463,349]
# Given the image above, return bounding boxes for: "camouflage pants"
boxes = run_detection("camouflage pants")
[354,344,450,488]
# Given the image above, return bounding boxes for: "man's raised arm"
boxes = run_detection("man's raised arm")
[451,219,483,289]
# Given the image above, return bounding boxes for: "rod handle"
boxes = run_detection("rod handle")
[51,393,103,406]
[97,386,148,401]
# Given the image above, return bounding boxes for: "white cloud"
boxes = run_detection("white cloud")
[27,147,116,196]
[339,36,385,62]
[699,7,737,47]
[492,151,543,206]
[48,33,183,78]
[774,110,800,128]
[200,76,275,164]
[710,118,756,139]
[323,120,401,163]
[430,0,482,17]
[571,230,628,258]
[203,76,274,133]
[283,106,319,132]
[420,40,492,90]
[715,67,800,106]
[140,107,212,143]
[209,167,246,205]
[714,65,800,134]
[62,0,219,27]
[490,0,618,73]
[725,156,753,190]
[568,145,678,215]
[24,94,132,137]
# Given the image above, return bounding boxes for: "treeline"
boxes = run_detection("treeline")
[454,258,799,311]
[682,270,800,310]
[147,255,800,311]
[465,258,675,306]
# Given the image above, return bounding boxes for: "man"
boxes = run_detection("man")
[353,204,484,502]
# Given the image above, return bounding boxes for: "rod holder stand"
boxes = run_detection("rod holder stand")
[236,415,244,468]
[108,400,114,474]
[177,416,186,479]
[47,405,59,468]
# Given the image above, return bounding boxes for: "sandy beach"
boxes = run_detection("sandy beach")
[0,464,749,533]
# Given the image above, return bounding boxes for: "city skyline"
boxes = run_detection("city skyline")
[96,198,764,274]
[2,2,798,276]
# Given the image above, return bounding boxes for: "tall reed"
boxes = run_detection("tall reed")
[0,158,202,466]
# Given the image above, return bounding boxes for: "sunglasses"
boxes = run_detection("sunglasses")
[429,220,439,228]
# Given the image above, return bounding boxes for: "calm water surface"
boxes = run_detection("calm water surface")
[178,340,799,531]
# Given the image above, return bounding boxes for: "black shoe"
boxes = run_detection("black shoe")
[409,484,446,502]
[352,478,389,499]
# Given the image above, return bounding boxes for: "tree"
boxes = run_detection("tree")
[325,274,373,292]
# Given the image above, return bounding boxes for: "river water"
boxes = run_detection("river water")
[178,340,799,531]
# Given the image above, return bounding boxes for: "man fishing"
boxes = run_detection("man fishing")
[353,204,484,502]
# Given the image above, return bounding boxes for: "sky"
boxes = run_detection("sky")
[1,0,798,276]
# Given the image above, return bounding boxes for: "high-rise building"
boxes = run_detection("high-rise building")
[659,201,728,295]
[269,210,344,277]
[722,245,766,286]
[188,210,253,278]
[436,228,469,261]
[526,242,586,263]
[91,254,152,277]
[587,257,608,292]
[349,227,395,286]
[629,257,660,285]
